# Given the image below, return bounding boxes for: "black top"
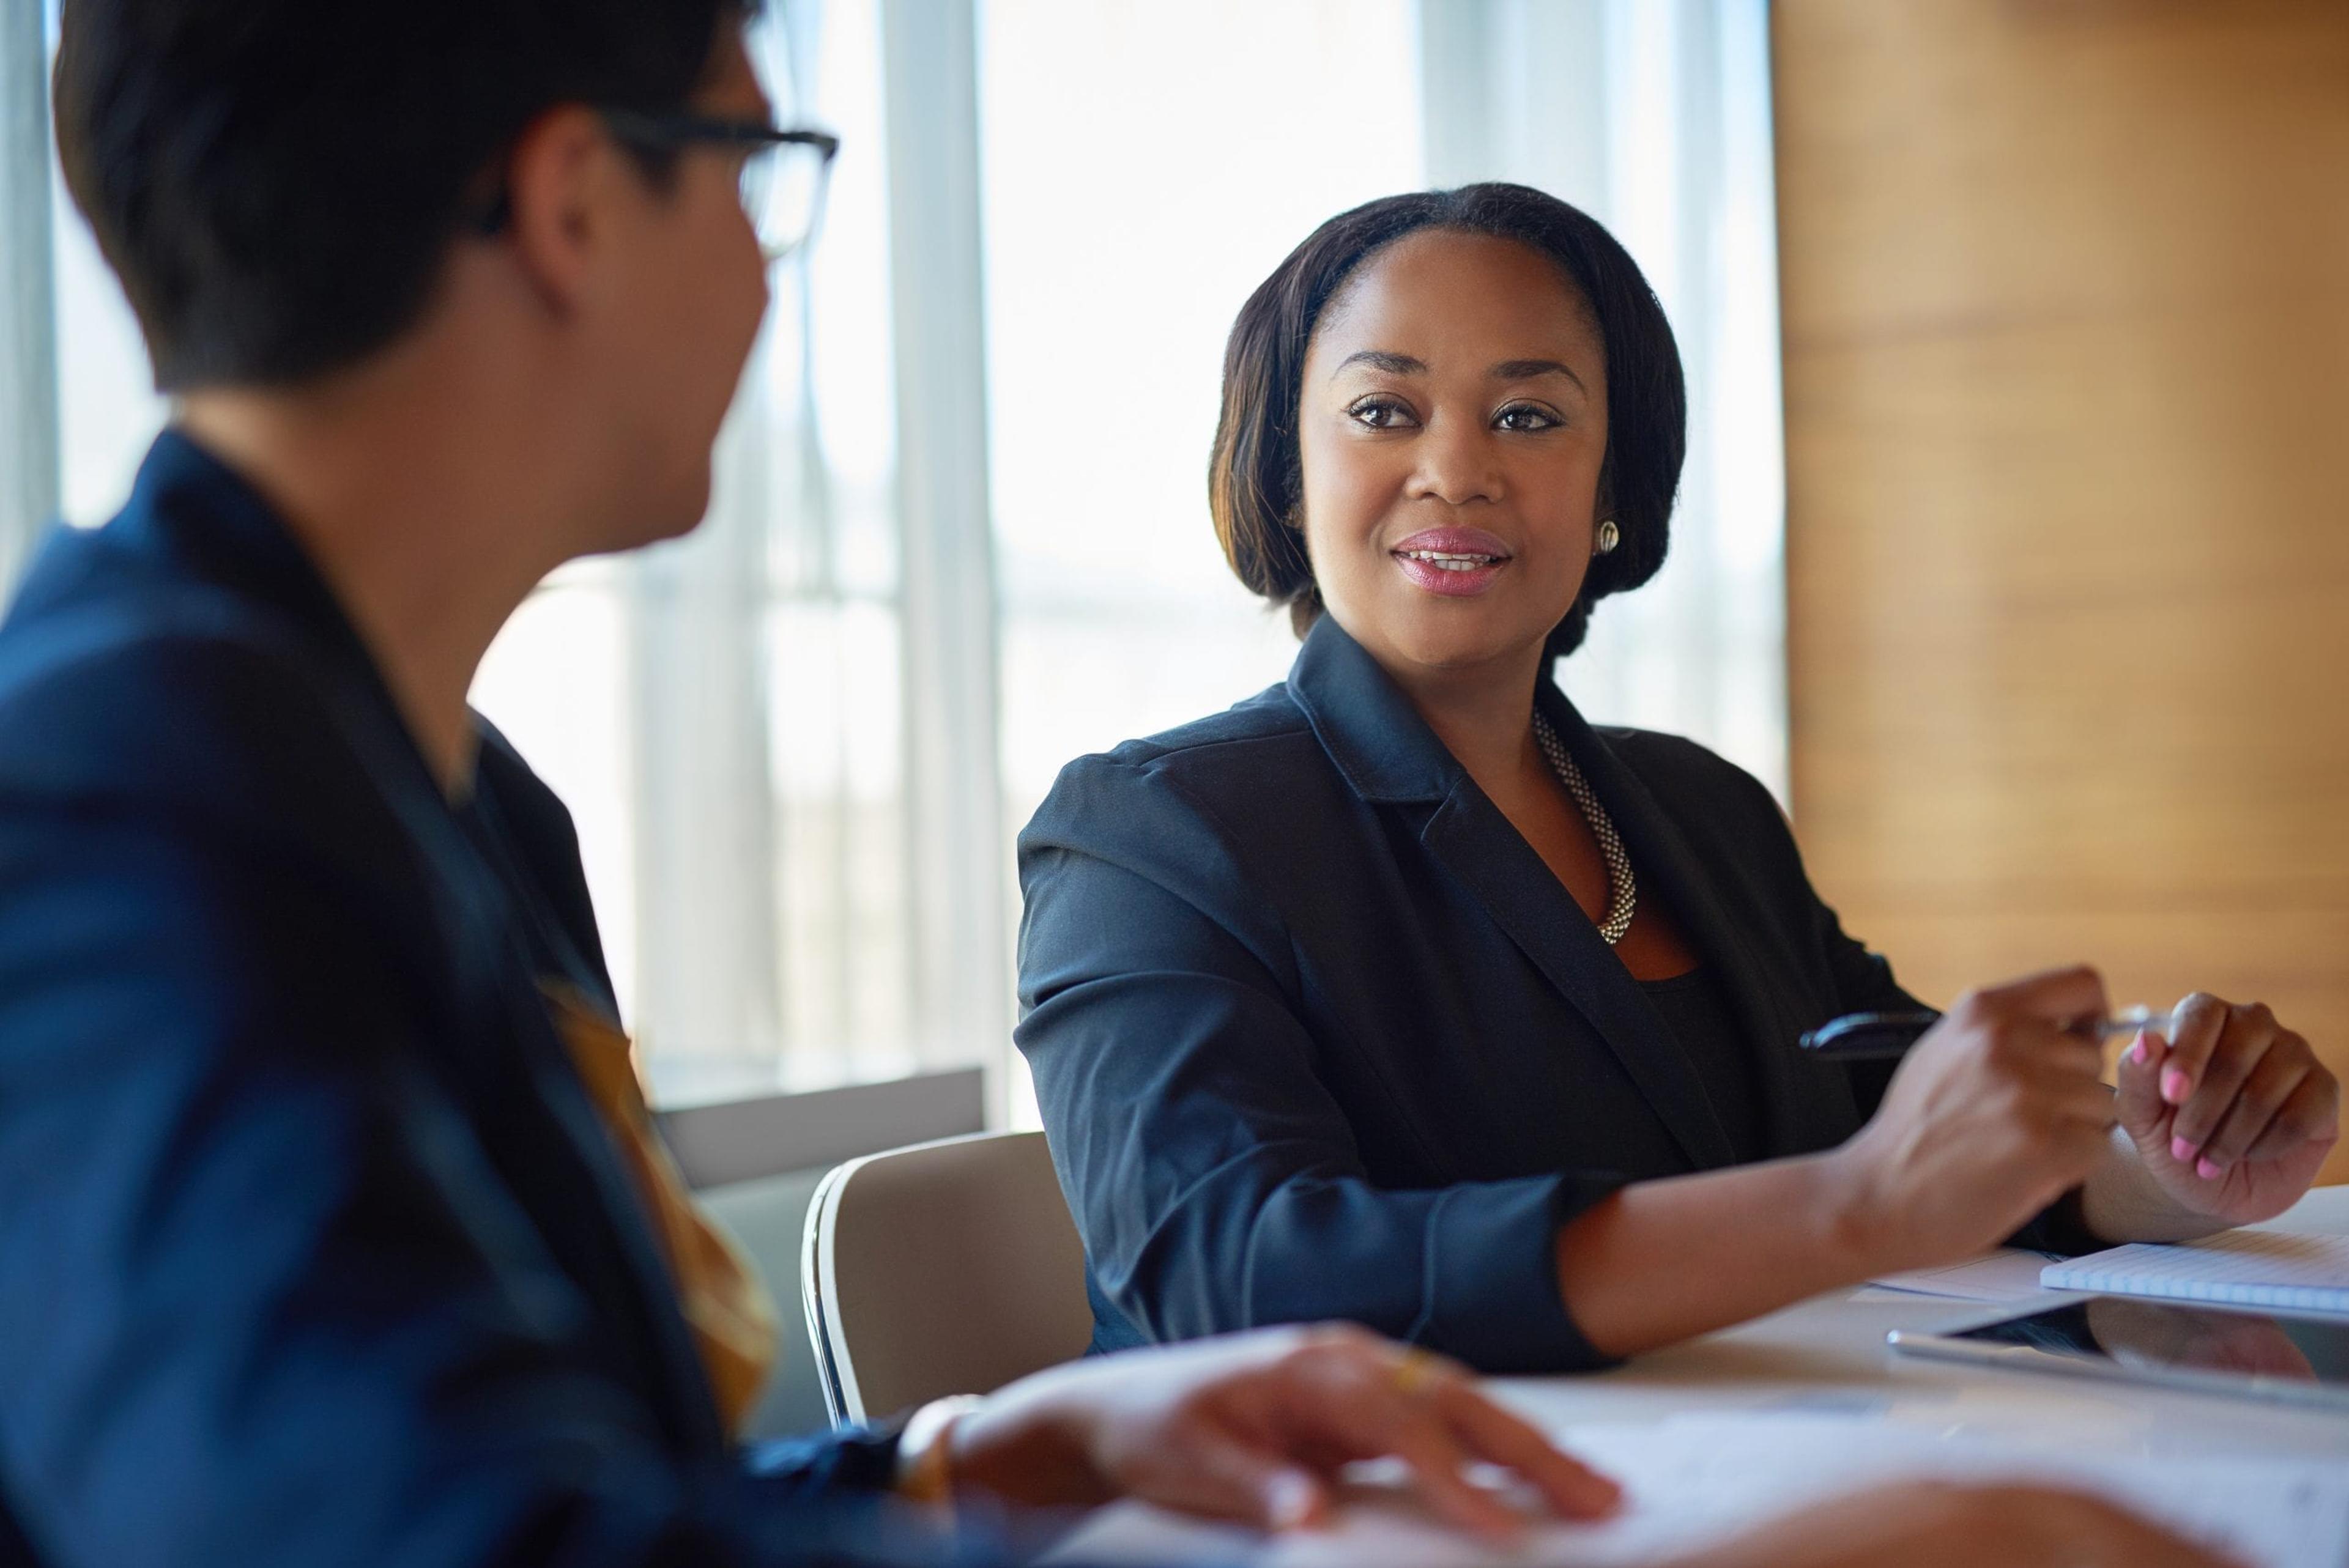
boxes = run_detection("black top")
[0,432,977,1568]
[1641,967,1768,1166]
[1016,614,2088,1375]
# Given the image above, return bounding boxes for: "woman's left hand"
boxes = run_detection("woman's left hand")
[2115,993,2339,1224]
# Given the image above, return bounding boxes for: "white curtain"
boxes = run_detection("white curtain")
[1419,0,1790,802]
[2,1,59,584]
[607,0,1006,1104]
[604,0,954,1104]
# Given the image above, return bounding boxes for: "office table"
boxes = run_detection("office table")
[1055,1185,2349,1567]
[1497,1183,2349,1452]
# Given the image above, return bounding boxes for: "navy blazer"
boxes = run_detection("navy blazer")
[1017,616,2078,1375]
[0,435,963,1568]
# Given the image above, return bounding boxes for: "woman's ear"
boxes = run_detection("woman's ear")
[1586,456,1622,580]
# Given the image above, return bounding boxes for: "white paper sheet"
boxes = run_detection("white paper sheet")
[1859,1247,2067,1304]
[2043,1232,2349,1314]
[1046,1411,2349,1568]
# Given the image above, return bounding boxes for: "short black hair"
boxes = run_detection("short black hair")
[53,0,752,391]
[1208,183,1686,659]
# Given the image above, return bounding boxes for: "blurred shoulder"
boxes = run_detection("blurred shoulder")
[0,528,403,859]
[472,720,579,847]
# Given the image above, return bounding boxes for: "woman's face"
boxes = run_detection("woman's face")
[1295,229,1609,688]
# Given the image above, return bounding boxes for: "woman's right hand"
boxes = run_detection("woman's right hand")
[1828,966,2118,1272]
[1668,1481,2244,1568]
[946,1323,1620,1536]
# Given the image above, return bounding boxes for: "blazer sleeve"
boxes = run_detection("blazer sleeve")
[0,804,967,1568]
[1798,804,2098,1256]
[1809,884,1923,1123]
[1017,757,1620,1374]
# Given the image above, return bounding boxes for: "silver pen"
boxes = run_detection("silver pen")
[1797,1004,2173,1061]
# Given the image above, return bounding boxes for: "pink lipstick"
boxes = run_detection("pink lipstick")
[1390,526,1512,597]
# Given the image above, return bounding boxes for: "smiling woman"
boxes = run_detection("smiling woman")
[1256,209,1701,985]
[1209,185,1680,667]
[1012,181,2340,1378]
[1307,241,1609,649]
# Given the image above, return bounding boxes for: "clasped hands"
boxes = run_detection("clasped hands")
[1833,967,2340,1271]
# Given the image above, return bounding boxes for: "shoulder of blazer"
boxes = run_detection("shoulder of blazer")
[1099,682,1316,767]
[1023,682,1329,839]
[1017,685,1333,982]
[1595,725,1781,816]
[1593,723,1812,896]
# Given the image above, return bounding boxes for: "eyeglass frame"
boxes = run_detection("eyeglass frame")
[470,110,841,264]
[603,110,839,262]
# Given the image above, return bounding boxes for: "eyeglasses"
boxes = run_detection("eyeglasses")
[601,109,841,263]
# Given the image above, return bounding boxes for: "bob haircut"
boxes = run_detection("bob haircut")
[1207,182,1686,659]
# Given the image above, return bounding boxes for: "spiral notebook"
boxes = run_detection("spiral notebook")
[2040,1229,2349,1314]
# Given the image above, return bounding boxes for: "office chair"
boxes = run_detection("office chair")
[801,1130,1094,1426]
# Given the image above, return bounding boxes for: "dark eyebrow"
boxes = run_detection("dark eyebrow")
[1332,350,1426,378]
[1490,358,1587,391]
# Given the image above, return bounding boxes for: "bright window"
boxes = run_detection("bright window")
[981,0,1426,833]
[15,0,1786,1117]
[474,1,911,1105]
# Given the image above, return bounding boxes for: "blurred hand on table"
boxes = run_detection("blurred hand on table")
[945,1323,1618,1538]
[1666,1481,2245,1568]
[939,1322,2236,1566]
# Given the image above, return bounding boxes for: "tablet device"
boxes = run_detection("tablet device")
[1888,1296,2349,1412]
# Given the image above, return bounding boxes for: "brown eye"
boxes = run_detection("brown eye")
[1348,398,1417,431]
[1494,404,1561,433]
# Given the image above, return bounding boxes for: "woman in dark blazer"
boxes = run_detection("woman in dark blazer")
[1015,184,2339,1374]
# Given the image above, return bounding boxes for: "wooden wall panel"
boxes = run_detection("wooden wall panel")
[1773,0,2349,1180]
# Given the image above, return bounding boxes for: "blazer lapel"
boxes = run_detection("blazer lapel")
[371,714,732,1453]
[1288,620,1734,1169]
[1419,785,1735,1169]
[1543,691,1863,1154]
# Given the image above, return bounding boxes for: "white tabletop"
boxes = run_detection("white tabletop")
[1491,1184,2349,1465]
[1055,1187,2349,1566]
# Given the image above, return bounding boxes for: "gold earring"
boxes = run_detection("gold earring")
[1595,519,1620,555]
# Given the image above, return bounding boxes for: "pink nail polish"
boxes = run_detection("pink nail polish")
[2172,1135,2199,1164]
[2197,1156,2223,1180]
[2127,1037,2146,1065]
[2161,1068,2191,1104]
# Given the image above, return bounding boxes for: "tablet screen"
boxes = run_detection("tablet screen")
[1951,1298,2349,1388]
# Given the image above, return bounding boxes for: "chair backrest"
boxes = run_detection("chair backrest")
[800,1129,1094,1426]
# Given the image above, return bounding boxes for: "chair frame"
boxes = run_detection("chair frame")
[798,1156,859,1424]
